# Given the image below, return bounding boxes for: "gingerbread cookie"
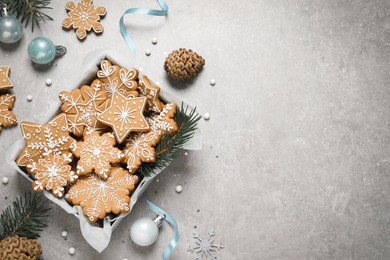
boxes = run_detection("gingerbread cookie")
[62,0,106,41]
[27,153,78,198]
[0,94,17,133]
[0,66,13,90]
[122,131,161,173]
[16,113,75,167]
[138,76,164,113]
[147,103,178,135]
[97,93,149,143]
[97,60,139,98]
[59,83,109,136]
[65,167,139,223]
[70,129,123,179]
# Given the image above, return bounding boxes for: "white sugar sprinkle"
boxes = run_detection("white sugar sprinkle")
[2,177,9,184]
[45,78,52,86]
[210,79,216,86]
[152,37,157,45]
[68,247,75,255]
[203,113,210,120]
[27,95,33,102]
[176,185,183,193]
[145,49,151,56]
[61,231,68,237]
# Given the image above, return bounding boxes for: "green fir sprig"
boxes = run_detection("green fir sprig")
[2,0,53,31]
[0,193,51,240]
[137,103,201,177]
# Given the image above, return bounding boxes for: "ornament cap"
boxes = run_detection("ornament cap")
[0,2,7,16]
[153,214,166,227]
[55,45,67,56]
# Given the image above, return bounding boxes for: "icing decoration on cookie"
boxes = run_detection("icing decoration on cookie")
[16,114,75,167]
[0,66,13,90]
[0,94,17,133]
[97,93,149,144]
[147,103,178,135]
[65,167,139,223]
[62,0,106,41]
[59,83,109,136]
[122,131,161,174]
[70,129,124,179]
[27,153,78,198]
[97,60,139,98]
[138,76,164,113]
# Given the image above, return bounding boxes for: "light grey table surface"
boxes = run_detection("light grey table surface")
[1,0,390,259]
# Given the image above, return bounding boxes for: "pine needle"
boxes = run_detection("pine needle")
[137,103,201,177]
[0,193,51,240]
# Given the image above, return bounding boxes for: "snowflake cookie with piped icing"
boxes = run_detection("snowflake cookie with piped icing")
[59,82,110,137]
[70,129,124,179]
[147,103,178,135]
[27,153,78,198]
[97,60,139,98]
[16,113,75,167]
[122,131,161,174]
[138,76,164,113]
[62,0,106,41]
[97,93,150,144]
[65,167,139,223]
[0,94,17,133]
[0,66,13,90]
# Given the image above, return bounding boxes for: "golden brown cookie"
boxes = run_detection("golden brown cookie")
[70,129,124,179]
[27,153,78,198]
[65,167,139,223]
[62,0,106,41]
[147,103,178,135]
[16,113,75,167]
[122,131,161,174]
[59,83,109,136]
[97,60,139,98]
[138,76,164,113]
[97,93,149,144]
[0,66,13,90]
[0,94,17,133]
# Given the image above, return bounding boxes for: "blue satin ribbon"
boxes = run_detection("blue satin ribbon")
[147,200,179,260]
[119,0,169,54]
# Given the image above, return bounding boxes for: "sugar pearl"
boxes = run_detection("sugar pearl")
[176,185,183,193]
[145,49,151,56]
[210,79,216,86]
[27,95,33,102]
[68,247,75,255]
[152,37,157,45]
[2,177,9,184]
[61,231,68,237]
[203,113,210,120]
[184,152,188,156]
[45,78,52,86]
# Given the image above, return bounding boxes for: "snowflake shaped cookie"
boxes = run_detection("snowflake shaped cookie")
[147,103,178,135]
[97,93,149,144]
[188,229,224,260]
[62,0,106,40]
[122,131,161,174]
[59,83,109,137]
[16,114,75,167]
[97,60,139,98]
[138,76,164,113]
[0,66,13,90]
[27,153,78,198]
[65,167,139,223]
[70,129,124,179]
[0,94,17,133]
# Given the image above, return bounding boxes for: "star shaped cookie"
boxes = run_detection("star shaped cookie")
[0,94,17,133]
[16,113,75,167]
[70,129,124,179]
[138,76,164,113]
[0,66,13,90]
[97,93,149,143]
[62,0,106,40]
[65,167,139,223]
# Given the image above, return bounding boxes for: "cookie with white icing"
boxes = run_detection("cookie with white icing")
[138,76,164,113]
[0,94,17,133]
[0,66,13,90]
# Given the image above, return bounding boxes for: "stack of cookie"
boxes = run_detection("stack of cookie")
[16,60,178,223]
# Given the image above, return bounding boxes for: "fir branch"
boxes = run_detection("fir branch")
[138,103,201,177]
[0,193,51,240]
[2,0,53,31]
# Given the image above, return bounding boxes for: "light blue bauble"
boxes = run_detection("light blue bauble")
[28,37,56,65]
[0,16,23,44]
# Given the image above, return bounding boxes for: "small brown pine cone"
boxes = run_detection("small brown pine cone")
[0,235,42,260]
[164,48,205,81]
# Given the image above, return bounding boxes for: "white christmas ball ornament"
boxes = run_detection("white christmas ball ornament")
[130,217,159,246]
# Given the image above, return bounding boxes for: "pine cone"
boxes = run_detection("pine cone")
[0,235,42,260]
[164,48,205,81]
